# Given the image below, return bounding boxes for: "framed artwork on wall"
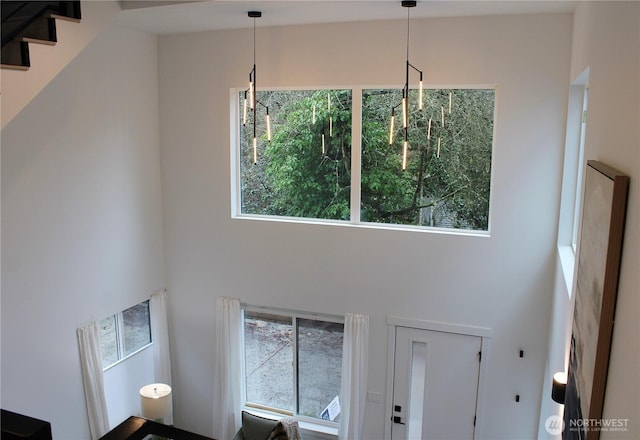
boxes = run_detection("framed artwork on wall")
[564,160,629,440]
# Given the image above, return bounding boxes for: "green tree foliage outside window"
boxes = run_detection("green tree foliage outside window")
[362,89,494,230]
[238,88,494,231]
[240,90,352,220]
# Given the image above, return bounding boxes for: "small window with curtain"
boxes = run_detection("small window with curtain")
[99,299,151,370]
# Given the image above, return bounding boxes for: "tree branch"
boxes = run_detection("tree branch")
[377,184,469,219]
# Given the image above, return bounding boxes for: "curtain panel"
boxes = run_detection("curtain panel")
[150,289,173,424]
[212,296,243,439]
[338,313,370,440]
[77,320,110,439]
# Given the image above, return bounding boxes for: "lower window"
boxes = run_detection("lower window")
[243,309,344,423]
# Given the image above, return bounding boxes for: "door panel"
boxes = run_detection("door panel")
[391,327,481,440]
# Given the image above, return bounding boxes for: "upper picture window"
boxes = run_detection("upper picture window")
[362,88,495,230]
[234,87,495,232]
[238,89,352,221]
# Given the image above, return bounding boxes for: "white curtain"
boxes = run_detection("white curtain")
[150,289,173,424]
[339,313,370,440]
[77,320,110,440]
[212,297,243,440]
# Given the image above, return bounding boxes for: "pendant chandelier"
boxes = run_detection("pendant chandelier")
[242,11,271,164]
[312,92,334,155]
[389,0,424,170]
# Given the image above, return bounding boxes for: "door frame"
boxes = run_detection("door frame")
[384,316,492,440]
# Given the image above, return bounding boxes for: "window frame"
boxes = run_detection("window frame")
[241,305,344,429]
[100,299,152,371]
[556,69,590,297]
[231,85,496,236]
[571,85,588,252]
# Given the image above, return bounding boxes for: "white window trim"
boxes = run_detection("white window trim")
[571,85,588,252]
[556,68,589,297]
[240,304,344,434]
[102,341,153,372]
[230,85,497,236]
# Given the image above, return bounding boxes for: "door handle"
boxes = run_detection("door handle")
[393,416,405,425]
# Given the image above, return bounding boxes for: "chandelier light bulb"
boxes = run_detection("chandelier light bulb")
[249,80,254,109]
[266,111,271,141]
[389,110,396,145]
[402,140,409,170]
[402,97,408,128]
[242,92,248,126]
[252,137,258,164]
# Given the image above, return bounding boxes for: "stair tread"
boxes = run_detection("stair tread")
[49,13,80,23]
[1,63,29,71]
[22,36,56,46]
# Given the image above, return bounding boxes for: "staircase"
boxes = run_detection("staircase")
[1,1,81,70]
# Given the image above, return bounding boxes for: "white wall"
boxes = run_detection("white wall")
[0,24,164,438]
[540,2,639,438]
[158,13,572,438]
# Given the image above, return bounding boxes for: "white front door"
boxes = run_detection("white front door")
[390,326,481,440]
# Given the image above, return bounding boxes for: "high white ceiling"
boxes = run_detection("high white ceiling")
[116,0,578,35]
